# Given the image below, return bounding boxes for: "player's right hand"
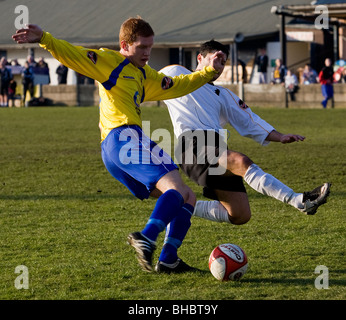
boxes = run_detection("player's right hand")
[12,24,43,44]
[209,50,227,74]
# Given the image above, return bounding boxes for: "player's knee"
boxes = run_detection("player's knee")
[227,152,253,173]
[228,209,251,225]
[235,154,253,170]
[241,155,253,169]
[169,185,196,207]
[183,187,196,207]
[157,170,196,205]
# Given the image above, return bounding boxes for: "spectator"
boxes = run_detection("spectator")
[37,57,48,68]
[37,57,50,84]
[8,79,17,107]
[0,57,12,107]
[342,68,346,83]
[333,66,345,83]
[27,55,37,68]
[1,58,10,66]
[319,58,334,108]
[271,58,286,84]
[255,48,268,83]
[285,69,299,101]
[22,61,34,107]
[56,63,68,84]
[302,64,319,84]
[11,59,21,66]
[77,73,94,85]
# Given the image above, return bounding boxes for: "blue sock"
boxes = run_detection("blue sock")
[159,203,194,264]
[141,189,184,243]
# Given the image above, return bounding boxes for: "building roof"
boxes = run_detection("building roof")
[0,0,328,49]
[278,1,346,23]
[315,0,346,4]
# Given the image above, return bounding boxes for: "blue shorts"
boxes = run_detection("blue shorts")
[101,125,178,200]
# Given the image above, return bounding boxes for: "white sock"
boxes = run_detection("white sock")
[193,200,231,223]
[244,164,303,209]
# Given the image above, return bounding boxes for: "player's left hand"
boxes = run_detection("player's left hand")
[280,134,305,144]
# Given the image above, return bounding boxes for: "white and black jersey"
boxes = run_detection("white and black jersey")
[161,65,275,146]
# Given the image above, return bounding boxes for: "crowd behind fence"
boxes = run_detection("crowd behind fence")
[0,55,65,107]
[1,53,346,108]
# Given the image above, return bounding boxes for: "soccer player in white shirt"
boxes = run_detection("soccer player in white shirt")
[161,40,331,225]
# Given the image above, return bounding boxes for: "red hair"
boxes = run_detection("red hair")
[119,16,154,44]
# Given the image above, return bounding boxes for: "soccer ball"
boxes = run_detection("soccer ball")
[209,243,248,281]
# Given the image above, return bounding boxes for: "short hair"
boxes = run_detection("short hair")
[199,40,229,59]
[119,16,154,45]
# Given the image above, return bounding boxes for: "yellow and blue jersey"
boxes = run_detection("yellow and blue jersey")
[39,32,218,141]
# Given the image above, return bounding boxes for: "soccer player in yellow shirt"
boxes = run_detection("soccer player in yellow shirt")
[12,17,226,273]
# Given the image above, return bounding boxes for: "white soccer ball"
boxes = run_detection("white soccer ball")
[209,243,248,281]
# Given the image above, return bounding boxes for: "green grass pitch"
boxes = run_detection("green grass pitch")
[0,105,345,300]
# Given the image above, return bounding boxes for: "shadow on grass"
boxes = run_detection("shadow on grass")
[242,270,346,287]
[0,193,137,201]
[154,268,346,287]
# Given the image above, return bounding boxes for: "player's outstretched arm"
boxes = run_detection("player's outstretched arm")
[13,24,107,83]
[12,24,43,44]
[266,130,305,144]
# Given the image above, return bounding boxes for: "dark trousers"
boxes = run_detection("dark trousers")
[23,80,34,102]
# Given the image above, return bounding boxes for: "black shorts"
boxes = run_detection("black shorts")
[176,130,246,200]
[0,81,9,95]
